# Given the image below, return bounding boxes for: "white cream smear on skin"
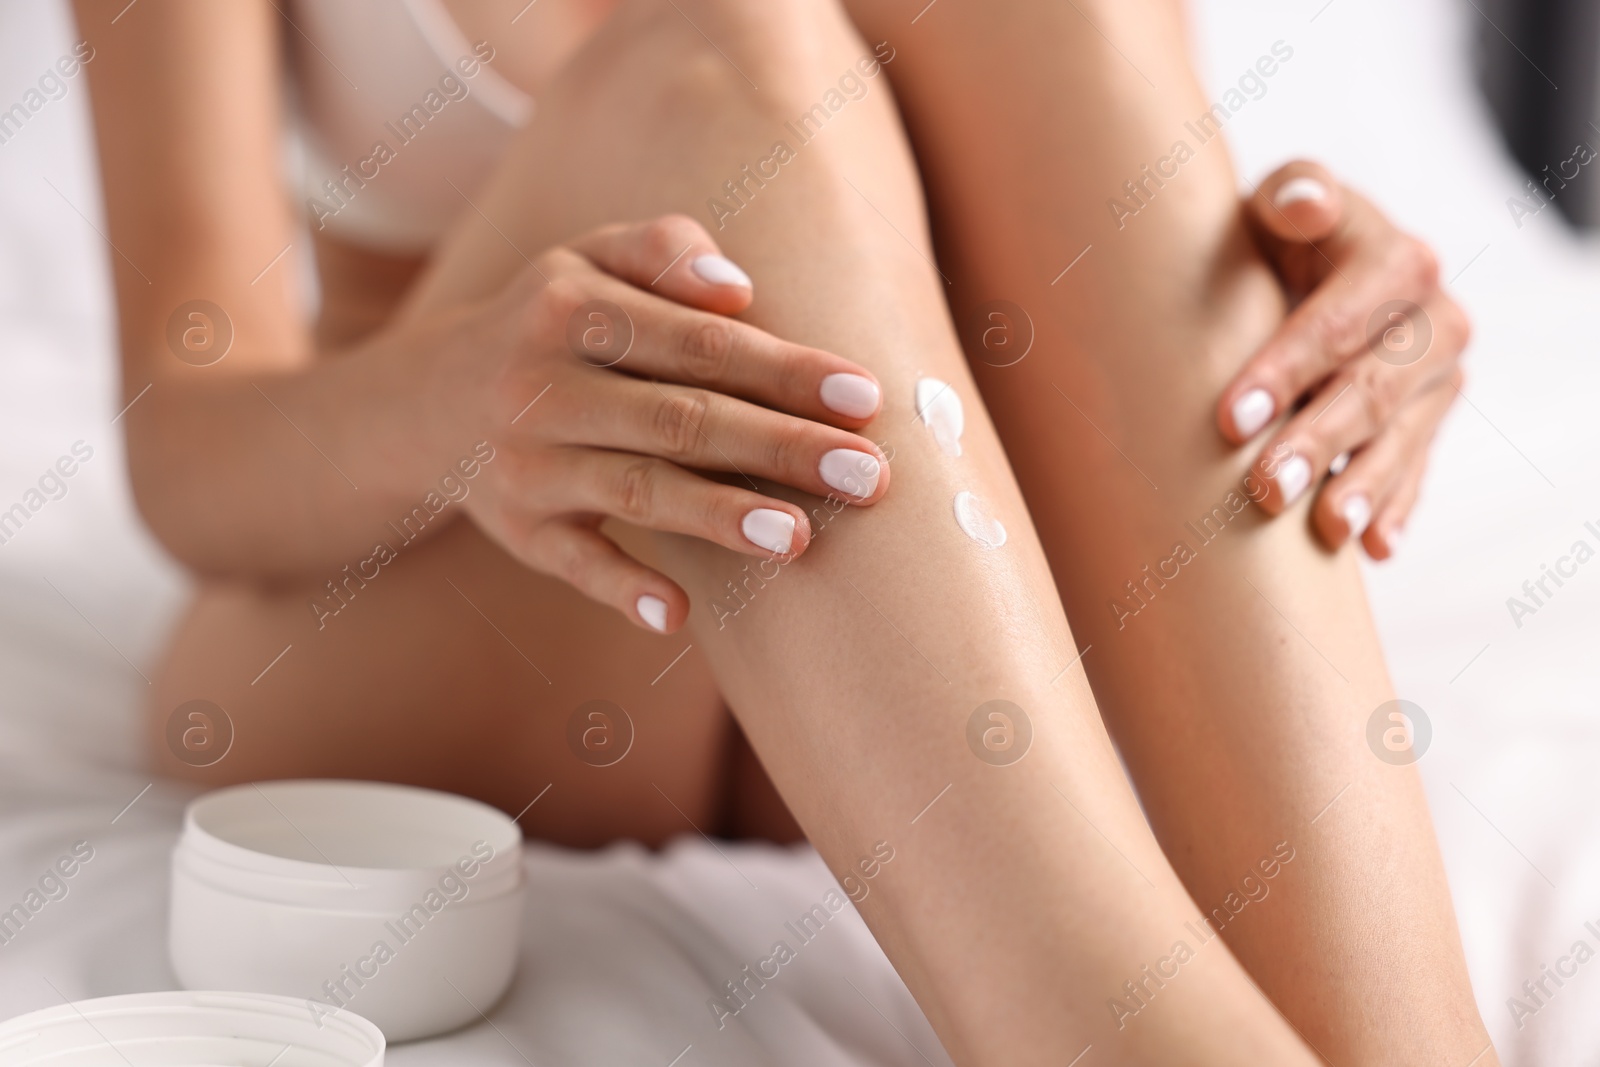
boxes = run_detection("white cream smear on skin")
[914,377,964,457]
[953,490,1007,548]
[913,379,1004,549]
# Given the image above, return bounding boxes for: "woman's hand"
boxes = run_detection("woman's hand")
[1218,161,1469,560]
[431,214,888,633]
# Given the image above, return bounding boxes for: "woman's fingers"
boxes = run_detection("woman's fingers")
[521,519,687,633]
[1310,373,1459,558]
[1247,159,1344,244]
[551,376,891,504]
[476,213,892,623]
[1363,447,1429,560]
[1250,292,1465,514]
[566,271,882,426]
[553,448,814,558]
[1219,160,1471,553]
[568,214,756,317]
[513,445,822,631]
[1220,183,1442,444]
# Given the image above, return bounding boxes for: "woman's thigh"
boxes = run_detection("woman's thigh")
[149,516,743,849]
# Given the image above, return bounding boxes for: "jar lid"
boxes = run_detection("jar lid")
[174,780,523,911]
[0,991,384,1065]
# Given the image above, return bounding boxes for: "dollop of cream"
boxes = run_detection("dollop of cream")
[953,490,1007,549]
[914,377,964,457]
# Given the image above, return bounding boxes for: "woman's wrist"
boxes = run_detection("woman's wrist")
[315,311,487,503]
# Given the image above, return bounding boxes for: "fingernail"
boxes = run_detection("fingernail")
[1384,526,1405,555]
[819,373,881,419]
[690,254,752,289]
[742,508,796,554]
[819,448,881,499]
[1341,494,1371,539]
[1232,388,1275,438]
[1275,455,1311,505]
[1274,176,1328,208]
[1329,450,1351,476]
[636,594,668,632]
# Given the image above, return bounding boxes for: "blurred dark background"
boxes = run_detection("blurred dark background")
[1479,0,1600,227]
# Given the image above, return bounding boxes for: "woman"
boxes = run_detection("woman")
[76,0,1489,1062]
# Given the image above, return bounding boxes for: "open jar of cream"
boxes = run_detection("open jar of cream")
[0,991,384,1065]
[169,779,524,1042]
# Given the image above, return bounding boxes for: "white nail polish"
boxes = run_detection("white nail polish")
[1329,450,1351,476]
[819,373,881,419]
[1232,388,1275,438]
[742,508,796,554]
[819,448,881,498]
[1274,176,1328,208]
[690,254,752,289]
[1384,527,1405,555]
[636,594,668,632]
[1275,455,1312,505]
[1341,494,1371,539]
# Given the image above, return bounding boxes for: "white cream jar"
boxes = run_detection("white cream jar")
[169,780,524,1042]
[0,991,384,1065]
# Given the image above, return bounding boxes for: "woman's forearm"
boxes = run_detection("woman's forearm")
[124,324,469,577]
[69,0,488,579]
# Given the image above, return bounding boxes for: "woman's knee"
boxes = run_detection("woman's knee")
[570,0,885,125]
[529,0,915,249]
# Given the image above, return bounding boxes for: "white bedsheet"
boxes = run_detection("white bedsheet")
[0,762,946,1066]
[1,0,1596,1062]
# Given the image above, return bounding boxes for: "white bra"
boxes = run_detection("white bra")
[289,0,533,252]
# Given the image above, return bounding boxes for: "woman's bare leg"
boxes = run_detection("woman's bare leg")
[402,1,1321,1062]
[148,515,742,848]
[839,1,1494,1061]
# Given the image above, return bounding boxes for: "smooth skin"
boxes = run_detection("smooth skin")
[838,2,1489,1061]
[74,0,1491,1062]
